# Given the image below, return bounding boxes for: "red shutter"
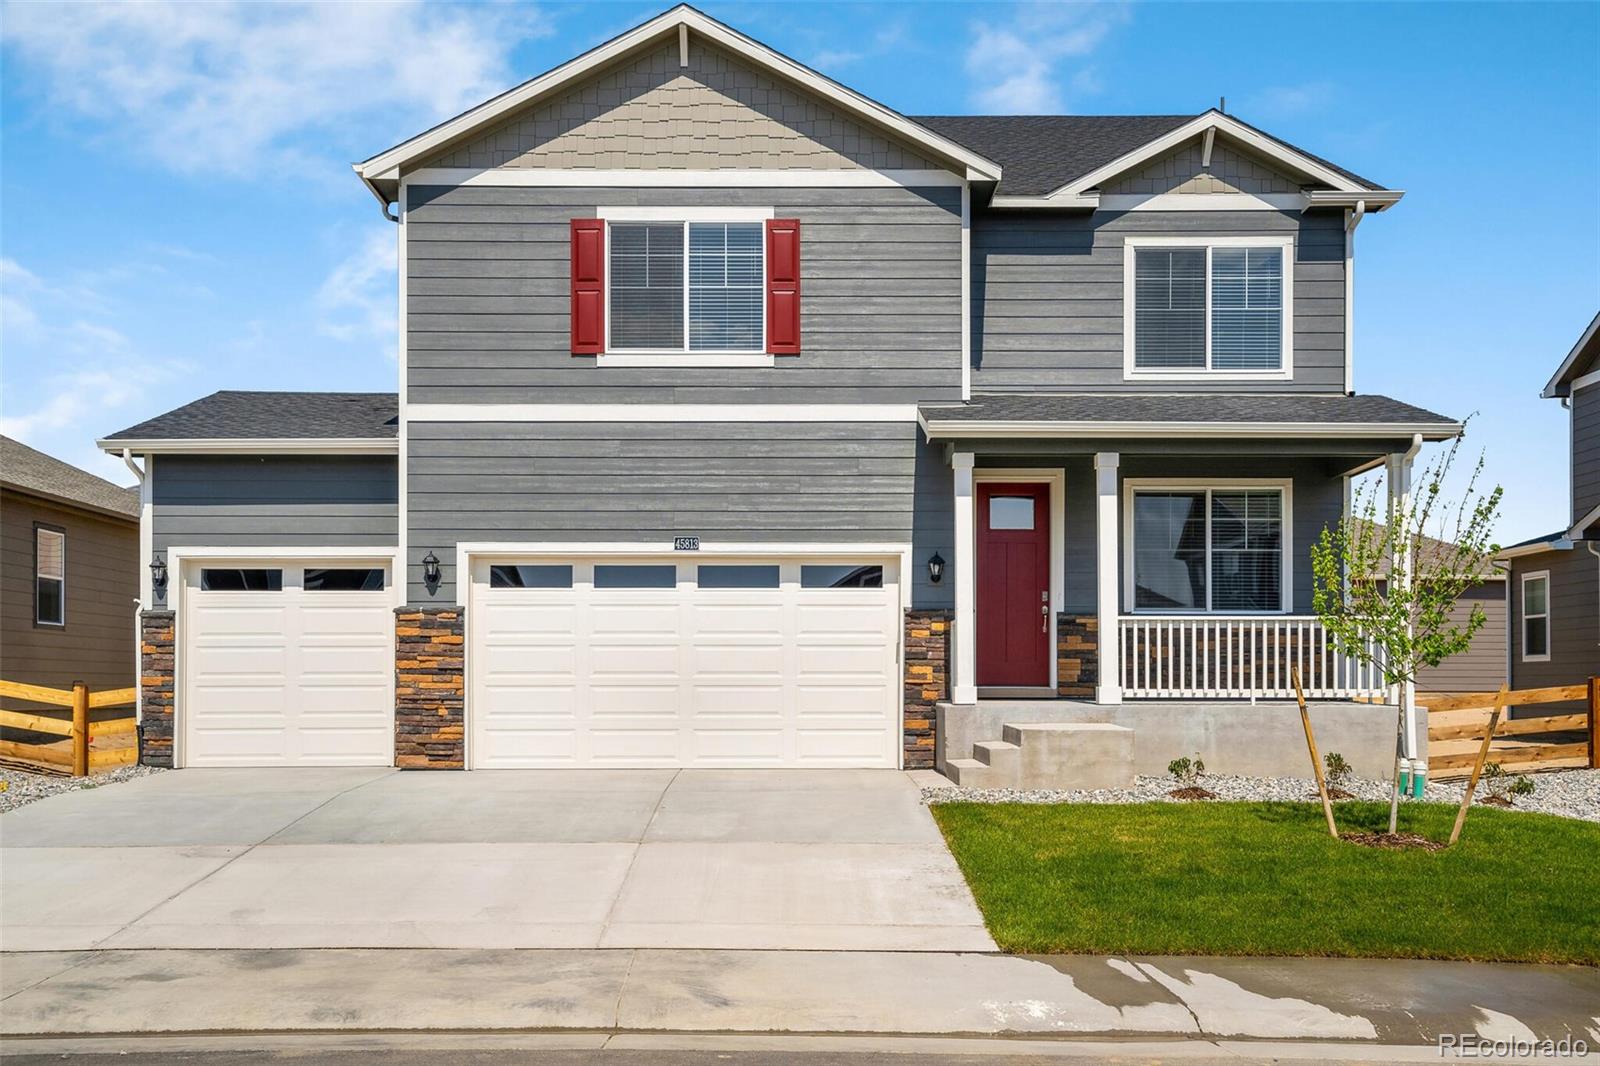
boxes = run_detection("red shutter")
[570,218,604,354]
[766,218,801,355]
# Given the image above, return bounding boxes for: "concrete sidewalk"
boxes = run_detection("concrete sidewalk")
[3,948,1595,1047]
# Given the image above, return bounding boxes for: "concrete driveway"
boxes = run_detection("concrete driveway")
[0,768,994,953]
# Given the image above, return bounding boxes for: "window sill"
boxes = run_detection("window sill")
[596,351,775,368]
[1123,369,1292,382]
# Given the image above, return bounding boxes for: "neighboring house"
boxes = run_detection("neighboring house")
[1498,312,1600,699]
[99,6,1460,776]
[1359,523,1507,694]
[0,436,140,709]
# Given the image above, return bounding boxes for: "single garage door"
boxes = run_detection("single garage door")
[183,561,395,767]
[471,555,902,768]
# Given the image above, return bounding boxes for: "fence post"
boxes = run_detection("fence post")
[1589,677,1599,770]
[71,680,89,778]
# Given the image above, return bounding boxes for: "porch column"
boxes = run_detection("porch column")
[1386,440,1420,760]
[952,451,978,704]
[1094,451,1122,705]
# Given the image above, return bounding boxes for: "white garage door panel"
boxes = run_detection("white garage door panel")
[184,566,393,768]
[473,556,900,769]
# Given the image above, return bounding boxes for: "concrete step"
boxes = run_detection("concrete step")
[945,757,1015,789]
[1000,722,1136,790]
[972,739,1020,772]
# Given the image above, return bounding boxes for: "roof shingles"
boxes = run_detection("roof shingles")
[0,436,139,519]
[920,393,1458,428]
[102,392,398,442]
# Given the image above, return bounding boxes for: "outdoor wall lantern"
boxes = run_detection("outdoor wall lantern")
[421,551,442,588]
[149,554,168,593]
[927,552,945,585]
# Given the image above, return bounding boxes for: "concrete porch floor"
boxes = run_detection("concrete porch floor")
[0,767,994,953]
[937,698,1398,779]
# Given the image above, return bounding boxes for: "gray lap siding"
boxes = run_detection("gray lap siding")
[1573,381,1599,526]
[150,456,399,579]
[1509,548,1600,695]
[406,420,949,604]
[970,208,1346,393]
[405,184,963,405]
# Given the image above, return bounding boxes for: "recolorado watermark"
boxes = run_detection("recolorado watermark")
[1439,1034,1589,1058]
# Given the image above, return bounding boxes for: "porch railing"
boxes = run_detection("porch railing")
[1117,615,1386,700]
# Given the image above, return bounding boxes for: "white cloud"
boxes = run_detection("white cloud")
[965,4,1129,113]
[1238,81,1337,120]
[315,228,398,358]
[0,1,550,176]
[0,258,186,483]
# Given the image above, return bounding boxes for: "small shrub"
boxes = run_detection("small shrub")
[1168,756,1206,789]
[1480,763,1534,806]
[1323,752,1353,792]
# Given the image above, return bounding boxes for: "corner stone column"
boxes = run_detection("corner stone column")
[1056,614,1098,699]
[903,609,952,768]
[395,606,466,769]
[138,610,175,768]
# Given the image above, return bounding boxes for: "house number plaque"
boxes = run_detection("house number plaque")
[673,537,700,551]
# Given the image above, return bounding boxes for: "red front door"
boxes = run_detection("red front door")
[976,483,1051,687]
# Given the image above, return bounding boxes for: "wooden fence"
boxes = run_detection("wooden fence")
[0,679,139,777]
[1426,678,1600,778]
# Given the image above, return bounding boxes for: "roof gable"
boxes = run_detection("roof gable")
[356,5,999,203]
[419,36,939,174]
[1542,311,1600,398]
[1102,137,1304,197]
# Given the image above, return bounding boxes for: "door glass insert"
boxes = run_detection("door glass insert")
[594,564,677,589]
[200,568,283,592]
[489,564,573,589]
[988,495,1036,530]
[697,564,780,589]
[801,564,883,589]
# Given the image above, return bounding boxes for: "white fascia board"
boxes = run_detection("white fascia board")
[408,404,918,423]
[918,419,1464,441]
[98,438,398,455]
[1568,501,1600,541]
[1046,111,1377,201]
[1496,539,1572,561]
[990,193,1098,210]
[1541,311,1600,398]
[1099,192,1309,212]
[404,168,965,189]
[1306,189,1404,211]
[355,7,999,184]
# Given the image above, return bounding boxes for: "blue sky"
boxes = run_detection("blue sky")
[2,1,1596,544]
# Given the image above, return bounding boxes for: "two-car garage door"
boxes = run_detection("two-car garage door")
[469,555,902,768]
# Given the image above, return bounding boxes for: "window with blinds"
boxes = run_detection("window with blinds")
[1131,488,1284,613]
[609,220,764,352]
[1131,242,1286,373]
[35,527,65,626]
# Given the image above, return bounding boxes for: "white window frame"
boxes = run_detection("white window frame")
[34,525,65,627]
[1520,569,1551,663]
[1123,235,1294,382]
[597,205,774,368]
[1122,477,1294,614]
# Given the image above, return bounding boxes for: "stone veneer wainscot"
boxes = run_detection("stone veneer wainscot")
[138,610,176,768]
[395,606,466,769]
[903,609,951,768]
[1057,614,1098,699]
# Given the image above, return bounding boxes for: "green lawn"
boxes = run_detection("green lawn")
[931,801,1600,963]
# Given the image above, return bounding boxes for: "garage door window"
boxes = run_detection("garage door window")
[801,564,884,589]
[304,568,385,591]
[697,564,780,589]
[201,568,283,591]
[595,564,677,589]
[490,564,573,589]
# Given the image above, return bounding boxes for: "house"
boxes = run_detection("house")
[0,436,140,719]
[1497,312,1600,700]
[99,5,1461,777]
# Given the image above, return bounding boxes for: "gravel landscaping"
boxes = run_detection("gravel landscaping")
[923,767,1600,823]
[0,764,164,814]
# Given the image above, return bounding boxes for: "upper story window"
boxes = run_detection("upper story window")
[1125,236,1292,379]
[609,221,763,353]
[35,526,64,626]
[575,206,797,367]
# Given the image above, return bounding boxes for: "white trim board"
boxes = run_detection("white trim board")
[1121,235,1295,383]
[410,404,919,423]
[917,416,1464,441]
[1120,477,1295,615]
[1541,311,1600,398]
[971,468,1066,692]
[404,168,967,189]
[98,438,398,455]
[355,7,998,187]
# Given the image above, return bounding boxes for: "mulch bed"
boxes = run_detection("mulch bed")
[1168,786,1217,801]
[1480,795,1514,808]
[1325,787,1356,800]
[1341,831,1448,852]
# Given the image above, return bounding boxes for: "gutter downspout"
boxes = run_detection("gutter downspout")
[1343,200,1365,396]
[122,449,147,732]
[1392,433,1424,788]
